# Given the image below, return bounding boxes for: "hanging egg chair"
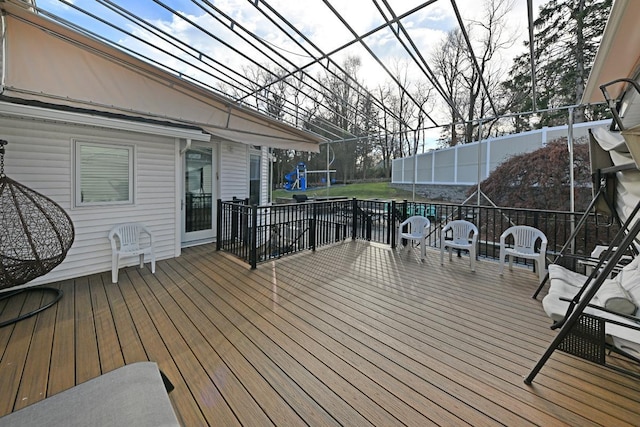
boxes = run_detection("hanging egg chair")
[0,140,75,327]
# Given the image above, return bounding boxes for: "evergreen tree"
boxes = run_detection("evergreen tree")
[502,0,611,127]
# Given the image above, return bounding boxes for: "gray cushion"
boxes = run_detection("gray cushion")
[0,362,179,427]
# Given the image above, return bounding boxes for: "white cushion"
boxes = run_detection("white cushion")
[542,293,571,322]
[547,264,598,295]
[543,262,640,358]
[617,256,640,304]
[595,280,637,315]
[548,265,583,289]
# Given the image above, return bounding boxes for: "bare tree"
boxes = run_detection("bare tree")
[433,0,516,144]
[432,29,467,146]
[375,84,397,177]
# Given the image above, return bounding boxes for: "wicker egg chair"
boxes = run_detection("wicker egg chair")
[0,140,75,327]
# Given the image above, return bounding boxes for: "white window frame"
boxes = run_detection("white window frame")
[74,140,135,207]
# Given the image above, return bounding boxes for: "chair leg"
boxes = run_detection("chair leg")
[448,247,453,262]
[151,254,156,274]
[139,254,144,269]
[498,249,505,275]
[470,247,476,272]
[440,245,444,265]
[537,259,545,284]
[112,254,119,284]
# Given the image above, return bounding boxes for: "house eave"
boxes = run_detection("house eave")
[0,99,212,141]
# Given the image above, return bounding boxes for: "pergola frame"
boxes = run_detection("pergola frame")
[30,0,541,147]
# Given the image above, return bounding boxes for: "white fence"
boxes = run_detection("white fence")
[391,120,610,185]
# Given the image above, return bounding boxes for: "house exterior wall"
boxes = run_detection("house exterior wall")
[260,146,269,205]
[0,114,179,286]
[218,140,248,201]
[217,142,269,205]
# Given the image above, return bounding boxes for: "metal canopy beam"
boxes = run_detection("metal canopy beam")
[374,0,465,123]
[449,0,498,118]
[27,0,551,147]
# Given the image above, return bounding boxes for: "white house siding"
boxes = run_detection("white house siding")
[0,114,178,286]
[260,146,269,205]
[218,140,249,201]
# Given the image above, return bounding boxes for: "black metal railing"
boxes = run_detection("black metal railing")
[186,193,212,232]
[217,198,618,269]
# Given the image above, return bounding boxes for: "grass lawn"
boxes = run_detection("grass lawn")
[272,181,433,202]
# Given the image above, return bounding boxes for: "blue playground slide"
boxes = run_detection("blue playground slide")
[284,162,307,191]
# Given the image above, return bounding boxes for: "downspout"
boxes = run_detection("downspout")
[176,138,191,255]
[180,138,192,155]
[1,10,6,94]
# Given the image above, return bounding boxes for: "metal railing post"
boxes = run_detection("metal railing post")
[311,202,317,251]
[216,199,222,251]
[351,198,357,240]
[389,201,395,246]
[250,204,257,269]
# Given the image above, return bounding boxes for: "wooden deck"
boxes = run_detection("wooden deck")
[1,241,639,426]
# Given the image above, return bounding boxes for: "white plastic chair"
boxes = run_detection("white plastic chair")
[499,225,547,283]
[108,223,156,283]
[397,216,431,260]
[440,220,479,271]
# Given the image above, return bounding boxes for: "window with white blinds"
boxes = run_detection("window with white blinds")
[75,141,134,206]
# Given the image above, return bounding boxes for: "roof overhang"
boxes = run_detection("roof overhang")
[582,0,640,105]
[0,99,212,141]
[0,1,324,152]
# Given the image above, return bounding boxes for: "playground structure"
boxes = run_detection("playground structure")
[284,162,307,190]
[284,162,336,191]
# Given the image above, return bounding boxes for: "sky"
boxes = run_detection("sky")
[34,0,552,145]
[35,0,550,84]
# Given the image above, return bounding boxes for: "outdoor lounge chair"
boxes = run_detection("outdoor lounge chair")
[397,215,431,260]
[542,256,640,365]
[108,223,156,283]
[499,225,548,283]
[440,220,478,271]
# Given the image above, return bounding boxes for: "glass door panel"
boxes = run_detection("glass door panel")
[183,147,214,244]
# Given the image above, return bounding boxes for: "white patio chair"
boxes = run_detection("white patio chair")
[397,215,431,260]
[108,223,156,283]
[499,225,547,283]
[440,220,479,271]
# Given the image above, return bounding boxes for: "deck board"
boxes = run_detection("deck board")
[48,282,76,396]
[13,289,56,412]
[233,249,581,426]
[0,289,43,414]
[89,274,125,374]
[164,258,337,426]
[74,275,101,384]
[117,268,215,426]
[1,241,639,426]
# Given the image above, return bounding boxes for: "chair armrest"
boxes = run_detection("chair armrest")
[499,231,509,246]
[140,225,155,244]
